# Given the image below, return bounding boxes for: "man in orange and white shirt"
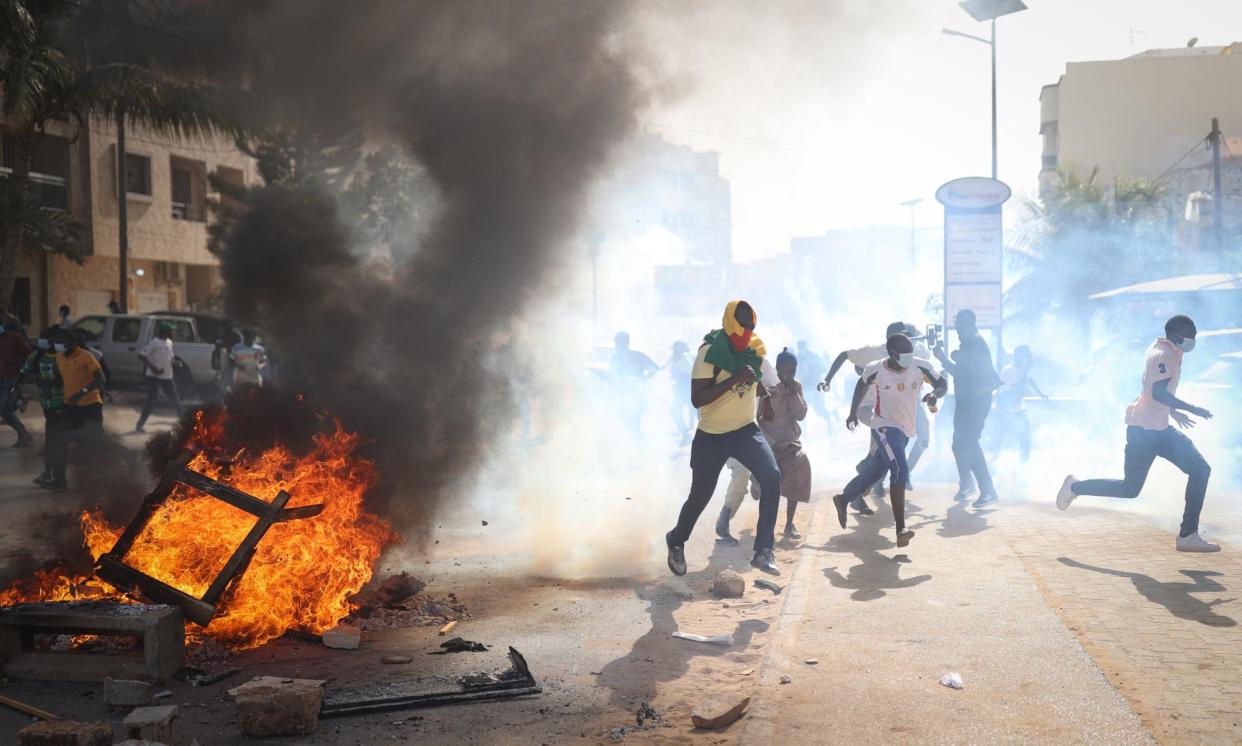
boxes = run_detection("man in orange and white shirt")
[1057,315,1218,552]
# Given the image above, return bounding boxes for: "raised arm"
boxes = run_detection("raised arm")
[819,350,851,391]
[845,372,877,431]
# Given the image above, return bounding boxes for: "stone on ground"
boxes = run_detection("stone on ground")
[691,696,750,729]
[17,720,112,746]
[104,678,154,707]
[322,623,361,649]
[230,676,325,737]
[122,705,177,743]
[711,569,745,598]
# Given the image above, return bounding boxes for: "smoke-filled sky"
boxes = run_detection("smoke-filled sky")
[637,0,1242,258]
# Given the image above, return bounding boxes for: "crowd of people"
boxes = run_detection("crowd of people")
[654,301,1220,578]
[0,308,267,492]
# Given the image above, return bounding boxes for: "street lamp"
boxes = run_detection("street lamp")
[943,0,1027,180]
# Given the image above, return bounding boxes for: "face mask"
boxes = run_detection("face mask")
[897,352,914,368]
[1178,337,1196,353]
[53,343,66,353]
[37,338,49,350]
[728,328,753,351]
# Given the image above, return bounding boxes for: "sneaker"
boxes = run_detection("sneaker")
[38,479,68,492]
[896,529,915,548]
[665,531,687,575]
[971,493,999,508]
[32,472,51,487]
[13,433,32,448]
[1176,532,1221,553]
[1056,475,1077,511]
[832,494,848,529]
[750,549,780,576]
[851,497,875,516]
[784,524,801,540]
[953,488,977,502]
[715,509,738,546]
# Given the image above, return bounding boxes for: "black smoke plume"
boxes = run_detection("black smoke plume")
[201,1,644,532]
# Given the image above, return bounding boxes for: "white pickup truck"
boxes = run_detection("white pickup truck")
[71,314,216,393]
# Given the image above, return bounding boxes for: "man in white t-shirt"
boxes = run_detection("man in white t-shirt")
[831,334,946,547]
[229,329,267,389]
[818,321,906,513]
[134,323,184,433]
[1057,315,1218,552]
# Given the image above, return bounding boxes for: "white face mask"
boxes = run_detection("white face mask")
[37,338,50,350]
[53,343,66,353]
[897,352,915,368]
[1178,337,1196,353]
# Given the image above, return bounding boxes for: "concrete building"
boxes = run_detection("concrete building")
[3,117,255,328]
[1039,42,1242,198]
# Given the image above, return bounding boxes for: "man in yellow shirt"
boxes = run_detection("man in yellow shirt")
[43,328,106,491]
[666,300,782,576]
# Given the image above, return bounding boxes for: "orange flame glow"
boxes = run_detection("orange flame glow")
[0,408,398,649]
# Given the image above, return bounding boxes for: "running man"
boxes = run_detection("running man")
[1057,315,1218,552]
[134,323,184,433]
[990,344,1048,462]
[666,300,782,576]
[832,334,946,547]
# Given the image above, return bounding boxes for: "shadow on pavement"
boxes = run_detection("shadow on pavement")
[936,500,992,540]
[812,507,932,602]
[1059,557,1237,628]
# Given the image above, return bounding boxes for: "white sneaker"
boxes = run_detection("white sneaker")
[1056,475,1077,511]
[1176,533,1221,553]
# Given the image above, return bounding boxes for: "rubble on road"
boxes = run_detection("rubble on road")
[347,590,472,631]
[691,696,750,729]
[382,655,413,664]
[374,573,427,607]
[123,704,178,743]
[229,675,325,737]
[602,701,671,742]
[322,624,362,650]
[779,675,792,684]
[175,665,241,687]
[433,637,488,654]
[16,720,112,746]
[711,570,745,598]
[939,671,964,690]
[672,630,733,646]
[754,578,783,595]
[105,678,154,707]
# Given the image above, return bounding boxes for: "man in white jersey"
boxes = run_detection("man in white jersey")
[831,334,946,547]
[1057,315,1218,552]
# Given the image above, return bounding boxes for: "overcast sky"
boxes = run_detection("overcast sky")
[636,0,1242,259]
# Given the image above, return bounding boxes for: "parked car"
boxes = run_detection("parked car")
[71,314,215,395]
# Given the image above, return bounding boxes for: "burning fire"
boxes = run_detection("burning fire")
[0,407,398,649]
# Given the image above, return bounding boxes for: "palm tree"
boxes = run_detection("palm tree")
[0,0,237,316]
[1006,166,1173,326]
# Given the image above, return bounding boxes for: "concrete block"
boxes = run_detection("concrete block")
[122,705,176,743]
[16,720,113,745]
[231,677,324,737]
[321,624,361,650]
[104,678,154,707]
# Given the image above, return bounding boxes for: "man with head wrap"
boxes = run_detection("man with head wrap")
[666,300,783,576]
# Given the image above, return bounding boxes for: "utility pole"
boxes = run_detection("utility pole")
[1211,117,1223,252]
[991,17,998,179]
[116,109,129,314]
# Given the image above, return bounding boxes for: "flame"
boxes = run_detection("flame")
[0,407,399,649]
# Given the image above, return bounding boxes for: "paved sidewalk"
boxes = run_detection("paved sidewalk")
[1002,502,1242,744]
[743,488,1151,744]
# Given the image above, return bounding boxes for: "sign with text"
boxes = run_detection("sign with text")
[937,176,1010,331]
[945,211,1003,283]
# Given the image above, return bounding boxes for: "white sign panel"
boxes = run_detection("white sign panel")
[935,176,1012,209]
[945,211,1003,283]
[945,284,1003,329]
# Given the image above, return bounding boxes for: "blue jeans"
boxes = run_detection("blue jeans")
[670,423,782,552]
[844,427,910,501]
[1073,426,1210,537]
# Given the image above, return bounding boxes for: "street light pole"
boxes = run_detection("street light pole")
[991,18,997,180]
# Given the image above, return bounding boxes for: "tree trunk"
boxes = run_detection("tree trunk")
[117,109,129,313]
[0,128,36,317]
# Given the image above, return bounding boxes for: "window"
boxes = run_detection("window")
[170,156,206,221]
[2,134,69,210]
[193,316,223,344]
[74,316,107,342]
[213,166,245,212]
[168,319,195,343]
[112,318,141,343]
[124,153,151,195]
[1042,154,1058,169]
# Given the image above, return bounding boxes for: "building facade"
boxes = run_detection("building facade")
[1040,43,1242,198]
[3,116,255,328]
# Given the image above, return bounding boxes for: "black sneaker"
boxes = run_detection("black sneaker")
[832,494,848,528]
[851,497,875,516]
[750,549,780,575]
[32,472,51,487]
[715,509,738,545]
[665,531,687,576]
[784,525,801,540]
[972,493,999,508]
